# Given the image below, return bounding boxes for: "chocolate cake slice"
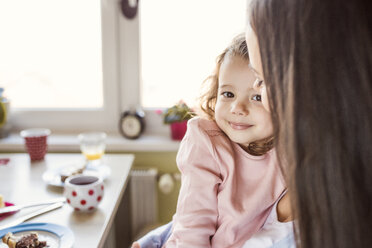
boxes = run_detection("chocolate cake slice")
[2,232,47,248]
[60,165,85,183]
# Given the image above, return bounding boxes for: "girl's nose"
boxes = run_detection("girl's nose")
[231,101,249,116]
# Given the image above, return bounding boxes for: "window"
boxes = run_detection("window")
[0,1,247,134]
[0,0,120,132]
[140,0,246,108]
[0,0,103,109]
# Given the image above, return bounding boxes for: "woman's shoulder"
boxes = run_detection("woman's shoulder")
[242,192,294,248]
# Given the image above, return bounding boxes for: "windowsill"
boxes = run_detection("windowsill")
[0,133,181,153]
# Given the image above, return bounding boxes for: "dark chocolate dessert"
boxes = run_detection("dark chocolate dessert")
[2,232,48,248]
[60,166,85,182]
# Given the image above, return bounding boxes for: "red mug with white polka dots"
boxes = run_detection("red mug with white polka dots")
[64,175,104,211]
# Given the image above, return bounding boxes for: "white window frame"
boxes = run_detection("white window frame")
[117,2,166,135]
[11,0,121,133]
[10,0,167,135]
[116,1,248,136]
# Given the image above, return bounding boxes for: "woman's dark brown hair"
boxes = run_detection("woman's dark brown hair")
[249,0,372,247]
[199,33,273,155]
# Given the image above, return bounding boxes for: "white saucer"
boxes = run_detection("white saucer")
[42,164,111,187]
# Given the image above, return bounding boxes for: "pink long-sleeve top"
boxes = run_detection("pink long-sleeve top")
[164,117,285,248]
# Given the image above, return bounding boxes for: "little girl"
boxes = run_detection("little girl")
[140,33,285,248]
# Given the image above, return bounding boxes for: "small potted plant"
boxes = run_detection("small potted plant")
[162,102,194,140]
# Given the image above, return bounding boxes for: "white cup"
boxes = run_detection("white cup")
[64,175,104,211]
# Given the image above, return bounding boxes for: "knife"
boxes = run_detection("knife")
[0,201,64,230]
[0,197,65,215]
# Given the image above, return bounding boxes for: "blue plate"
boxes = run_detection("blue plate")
[0,223,74,248]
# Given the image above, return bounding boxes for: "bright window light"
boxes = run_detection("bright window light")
[0,0,103,109]
[140,0,246,108]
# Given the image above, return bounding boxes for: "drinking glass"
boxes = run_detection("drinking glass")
[78,132,106,168]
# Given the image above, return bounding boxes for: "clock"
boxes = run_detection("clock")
[119,110,145,139]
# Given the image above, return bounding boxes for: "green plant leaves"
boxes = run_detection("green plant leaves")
[163,103,194,124]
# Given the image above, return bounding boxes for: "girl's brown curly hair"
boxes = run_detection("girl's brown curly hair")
[198,33,273,156]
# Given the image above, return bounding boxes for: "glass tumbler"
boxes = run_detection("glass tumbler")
[78,132,107,168]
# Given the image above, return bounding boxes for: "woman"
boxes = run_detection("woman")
[248,0,372,247]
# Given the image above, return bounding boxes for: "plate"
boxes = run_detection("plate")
[0,202,17,221]
[42,164,111,187]
[0,222,74,248]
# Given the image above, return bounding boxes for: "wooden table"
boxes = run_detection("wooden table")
[0,153,134,248]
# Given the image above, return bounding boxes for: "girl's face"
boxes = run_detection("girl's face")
[245,23,270,112]
[214,55,273,147]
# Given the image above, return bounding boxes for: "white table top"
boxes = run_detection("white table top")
[0,153,134,248]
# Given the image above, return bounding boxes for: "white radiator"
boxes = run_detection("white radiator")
[130,168,158,239]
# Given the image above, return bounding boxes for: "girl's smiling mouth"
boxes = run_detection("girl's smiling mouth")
[228,122,253,130]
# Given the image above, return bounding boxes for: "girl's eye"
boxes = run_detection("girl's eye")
[252,94,262,102]
[222,92,234,98]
